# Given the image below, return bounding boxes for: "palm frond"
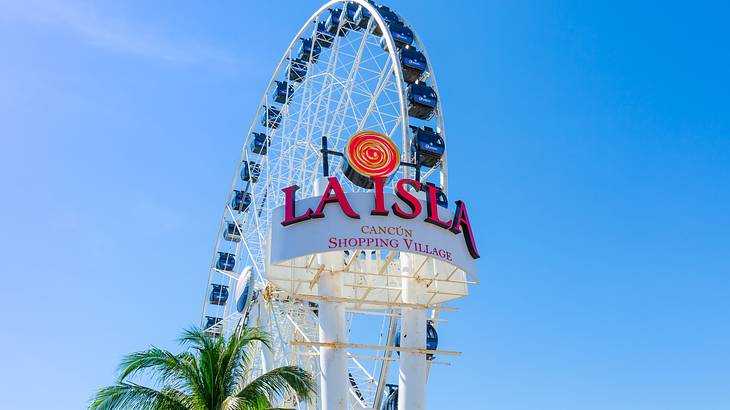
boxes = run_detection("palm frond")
[222,394,271,410]
[197,330,225,407]
[223,327,272,397]
[89,382,190,410]
[179,327,217,351]
[233,366,316,408]
[91,326,314,410]
[119,347,188,384]
[116,346,208,404]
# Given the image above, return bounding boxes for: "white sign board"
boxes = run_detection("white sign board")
[269,192,478,274]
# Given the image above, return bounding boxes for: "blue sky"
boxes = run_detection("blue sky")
[1,0,729,409]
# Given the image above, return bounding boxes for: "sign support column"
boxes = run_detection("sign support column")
[316,178,348,410]
[399,253,427,410]
[257,301,274,373]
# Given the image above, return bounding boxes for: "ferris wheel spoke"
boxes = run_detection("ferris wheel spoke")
[288,70,335,190]
[355,58,395,132]
[322,18,375,150]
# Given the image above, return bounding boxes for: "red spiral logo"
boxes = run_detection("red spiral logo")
[345,131,400,178]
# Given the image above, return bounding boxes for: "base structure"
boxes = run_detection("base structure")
[278,177,472,409]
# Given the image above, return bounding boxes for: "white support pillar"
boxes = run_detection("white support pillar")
[399,253,428,410]
[257,301,275,373]
[316,178,349,410]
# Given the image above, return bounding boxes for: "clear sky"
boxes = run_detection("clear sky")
[1,0,729,409]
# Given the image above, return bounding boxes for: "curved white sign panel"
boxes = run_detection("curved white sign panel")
[269,192,478,275]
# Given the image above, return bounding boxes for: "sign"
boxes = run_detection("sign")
[271,176,479,274]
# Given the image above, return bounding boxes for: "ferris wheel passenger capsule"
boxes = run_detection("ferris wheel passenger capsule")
[223,222,241,242]
[216,252,236,271]
[231,190,252,213]
[236,284,251,313]
[325,8,346,36]
[209,284,229,306]
[204,316,222,337]
[399,46,427,83]
[250,133,270,155]
[240,161,261,182]
[272,81,294,104]
[315,22,334,48]
[343,3,361,27]
[380,21,413,50]
[382,385,398,410]
[394,320,440,360]
[326,4,359,36]
[407,82,438,120]
[261,106,281,129]
[423,182,448,208]
[354,4,371,30]
[426,320,439,358]
[287,58,308,82]
[372,5,401,36]
[236,266,255,314]
[410,125,444,168]
[297,38,321,63]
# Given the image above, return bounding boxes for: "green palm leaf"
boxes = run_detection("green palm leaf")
[230,366,315,409]
[90,326,314,410]
[89,382,191,410]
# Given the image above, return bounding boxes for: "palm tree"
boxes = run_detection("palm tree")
[90,327,315,410]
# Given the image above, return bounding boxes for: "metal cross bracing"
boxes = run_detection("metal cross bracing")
[257,297,380,409]
[265,300,388,409]
[200,1,452,409]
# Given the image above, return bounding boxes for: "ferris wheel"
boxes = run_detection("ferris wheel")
[200,1,472,409]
